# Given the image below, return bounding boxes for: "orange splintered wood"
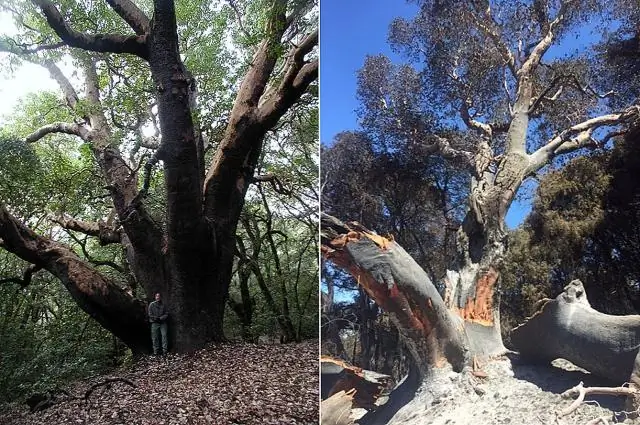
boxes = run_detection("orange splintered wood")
[322,229,434,338]
[325,228,393,251]
[362,232,393,250]
[456,268,498,326]
[321,357,388,410]
[321,356,364,375]
[352,266,428,335]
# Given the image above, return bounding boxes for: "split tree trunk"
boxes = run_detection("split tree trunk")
[512,279,640,385]
[321,214,506,377]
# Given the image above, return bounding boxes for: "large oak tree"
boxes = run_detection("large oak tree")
[0,0,317,353]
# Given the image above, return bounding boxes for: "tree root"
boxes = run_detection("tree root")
[557,381,639,423]
[26,377,137,413]
[83,377,136,400]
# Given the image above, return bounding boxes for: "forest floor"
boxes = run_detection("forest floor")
[0,340,318,425]
[358,354,637,425]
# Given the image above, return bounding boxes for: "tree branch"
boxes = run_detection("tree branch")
[528,75,564,114]
[32,0,148,60]
[233,0,288,108]
[24,122,88,143]
[225,0,252,39]
[0,203,149,351]
[0,38,65,55]
[105,0,150,35]
[465,6,516,76]
[557,381,638,418]
[42,59,81,110]
[251,172,292,195]
[410,135,476,172]
[461,99,493,138]
[519,0,573,77]
[64,231,125,274]
[52,215,121,245]
[0,42,80,111]
[528,106,640,172]
[0,264,41,288]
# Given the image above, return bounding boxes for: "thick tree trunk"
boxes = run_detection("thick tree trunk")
[145,0,230,351]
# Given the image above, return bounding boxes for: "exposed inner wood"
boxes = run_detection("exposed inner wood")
[456,268,498,326]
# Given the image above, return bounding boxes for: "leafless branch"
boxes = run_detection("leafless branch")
[557,381,637,418]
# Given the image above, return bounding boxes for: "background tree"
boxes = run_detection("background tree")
[0,0,318,354]
[228,113,319,343]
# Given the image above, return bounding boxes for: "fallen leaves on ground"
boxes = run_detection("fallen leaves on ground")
[1,340,318,425]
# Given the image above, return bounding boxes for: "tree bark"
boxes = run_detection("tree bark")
[0,205,149,353]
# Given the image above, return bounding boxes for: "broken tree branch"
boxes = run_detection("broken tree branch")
[558,381,638,418]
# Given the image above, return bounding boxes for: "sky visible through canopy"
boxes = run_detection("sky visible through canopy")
[320,0,609,229]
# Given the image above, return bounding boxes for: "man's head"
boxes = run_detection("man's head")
[155,293,161,302]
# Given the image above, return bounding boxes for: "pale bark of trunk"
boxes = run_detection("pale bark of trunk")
[511,279,640,385]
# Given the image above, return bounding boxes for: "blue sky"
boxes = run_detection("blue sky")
[320,0,608,229]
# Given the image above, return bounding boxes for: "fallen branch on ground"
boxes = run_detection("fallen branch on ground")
[321,389,356,425]
[557,381,638,418]
[83,377,136,400]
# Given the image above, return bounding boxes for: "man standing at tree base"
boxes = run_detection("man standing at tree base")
[148,293,169,356]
